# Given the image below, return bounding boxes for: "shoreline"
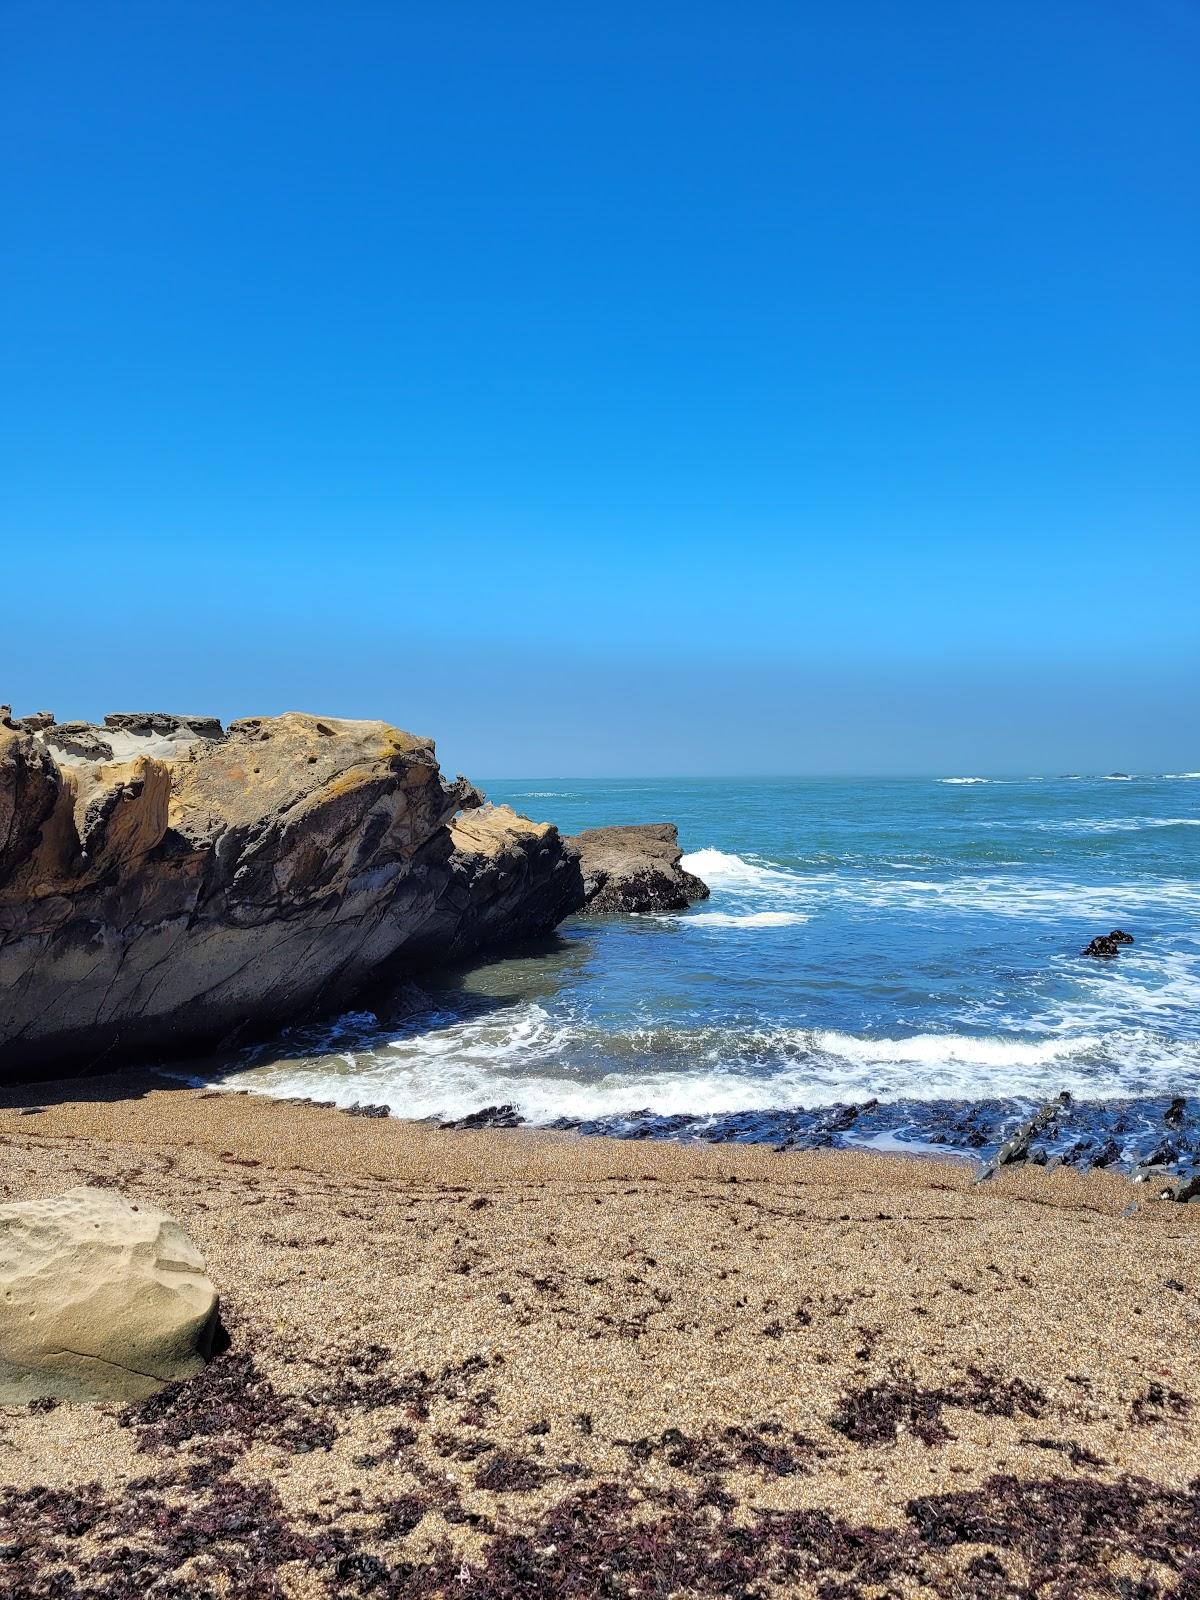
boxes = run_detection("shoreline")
[2,1076,1199,1595]
[8,1057,1194,1189]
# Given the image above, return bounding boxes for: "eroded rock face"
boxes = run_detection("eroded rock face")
[0,1187,217,1402]
[431,805,585,959]
[0,712,584,1077]
[569,823,710,915]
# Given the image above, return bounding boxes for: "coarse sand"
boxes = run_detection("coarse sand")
[1,1072,1198,1597]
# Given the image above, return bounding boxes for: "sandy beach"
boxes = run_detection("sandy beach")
[2,1075,1198,1597]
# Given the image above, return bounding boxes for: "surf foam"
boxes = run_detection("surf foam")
[219,1005,1200,1126]
[680,847,801,892]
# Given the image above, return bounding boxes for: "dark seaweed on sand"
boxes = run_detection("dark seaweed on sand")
[8,1340,1198,1599]
[830,1363,1046,1447]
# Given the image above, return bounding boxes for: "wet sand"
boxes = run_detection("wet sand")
[1,1073,1198,1597]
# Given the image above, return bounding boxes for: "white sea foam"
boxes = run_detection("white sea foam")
[800,871,1200,920]
[939,777,989,784]
[978,816,1200,833]
[1064,817,1200,832]
[874,875,1199,917]
[680,848,802,894]
[683,910,809,928]
[1008,949,1200,1037]
[684,845,1200,920]
[809,1029,1089,1069]
[220,1000,1200,1125]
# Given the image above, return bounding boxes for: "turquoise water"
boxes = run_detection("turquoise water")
[222,774,1200,1155]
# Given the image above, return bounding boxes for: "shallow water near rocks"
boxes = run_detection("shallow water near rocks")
[208,775,1200,1172]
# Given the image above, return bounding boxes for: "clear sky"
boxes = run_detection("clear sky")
[2,1,1197,776]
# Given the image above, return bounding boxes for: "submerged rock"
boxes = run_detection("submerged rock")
[569,822,710,915]
[0,1187,217,1402]
[0,712,584,1078]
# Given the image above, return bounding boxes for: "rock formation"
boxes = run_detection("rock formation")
[1081,929,1135,959]
[568,822,710,915]
[0,710,584,1078]
[0,1186,217,1402]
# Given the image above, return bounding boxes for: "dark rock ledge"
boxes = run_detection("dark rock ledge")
[567,822,710,915]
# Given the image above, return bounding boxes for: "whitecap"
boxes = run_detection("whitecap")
[680,847,803,894]
[810,1029,1091,1069]
[939,777,989,784]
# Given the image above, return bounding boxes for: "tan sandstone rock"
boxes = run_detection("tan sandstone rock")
[0,712,585,1076]
[0,1186,218,1402]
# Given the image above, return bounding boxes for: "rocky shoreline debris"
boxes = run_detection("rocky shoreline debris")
[976,1091,1073,1181]
[542,1092,1200,1197]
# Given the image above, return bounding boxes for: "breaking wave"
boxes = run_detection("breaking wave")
[220,1002,1200,1126]
[680,847,799,892]
[683,847,1200,920]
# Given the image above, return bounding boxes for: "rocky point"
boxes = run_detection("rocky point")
[0,710,586,1078]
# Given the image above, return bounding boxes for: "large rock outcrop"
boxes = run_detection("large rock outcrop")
[0,711,584,1077]
[0,1187,218,1402]
[402,805,588,960]
[569,823,710,915]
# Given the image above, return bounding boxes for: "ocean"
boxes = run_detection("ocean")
[213,774,1200,1167]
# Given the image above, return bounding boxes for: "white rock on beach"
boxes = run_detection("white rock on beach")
[0,1186,218,1402]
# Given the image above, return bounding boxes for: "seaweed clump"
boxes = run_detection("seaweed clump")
[119,1350,336,1456]
[4,1463,1200,1598]
[831,1364,1046,1447]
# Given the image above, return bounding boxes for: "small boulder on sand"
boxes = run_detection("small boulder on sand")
[0,1186,218,1402]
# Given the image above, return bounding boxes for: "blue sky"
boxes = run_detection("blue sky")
[2,1,1197,775]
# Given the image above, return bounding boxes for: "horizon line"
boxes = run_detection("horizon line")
[473,771,1195,783]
